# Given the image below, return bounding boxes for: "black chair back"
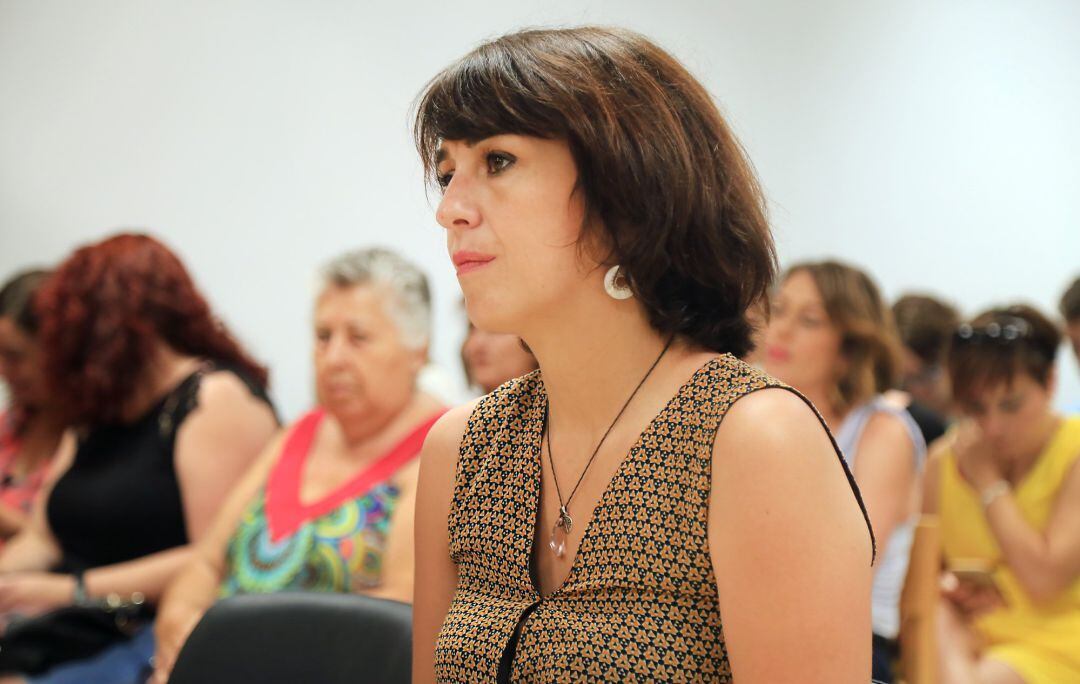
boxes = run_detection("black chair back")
[168,592,411,684]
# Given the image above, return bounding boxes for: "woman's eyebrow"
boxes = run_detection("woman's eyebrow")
[437,139,488,163]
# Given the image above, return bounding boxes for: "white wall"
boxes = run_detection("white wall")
[1,0,1078,421]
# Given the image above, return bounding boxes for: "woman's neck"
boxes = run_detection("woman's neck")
[796,384,845,430]
[13,407,66,469]
[121,345,202,422]
[521,293,695,436]
[1002,412,1062,482]
[335,390,443,458]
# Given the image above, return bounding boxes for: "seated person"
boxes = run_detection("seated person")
[892,293,961,444]
[0,234,278,684]
[152,248,445,682]
[763,260,925,683]
[461,318,537,394]
[926,304,1080,683]
[0,271,61,544]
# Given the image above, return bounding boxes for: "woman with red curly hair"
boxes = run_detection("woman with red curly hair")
[0,234,279,683]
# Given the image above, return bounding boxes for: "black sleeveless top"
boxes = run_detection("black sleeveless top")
[47,364,275,572]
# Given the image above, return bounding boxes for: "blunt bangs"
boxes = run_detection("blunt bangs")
[414,40,570,186]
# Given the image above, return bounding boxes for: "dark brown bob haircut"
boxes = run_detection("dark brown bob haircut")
[783,261,903,413]
[414,26,776,357]
[948,304,1060,406]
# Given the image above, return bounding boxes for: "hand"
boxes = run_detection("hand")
[940,571,1005,619]
[0,572,76,617]
[150,602,204,683]
[953,420,1003,491]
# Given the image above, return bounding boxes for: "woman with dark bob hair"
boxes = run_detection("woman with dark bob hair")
[413,27,875,683]
[925,305,1080,683]
[0,234,278,683]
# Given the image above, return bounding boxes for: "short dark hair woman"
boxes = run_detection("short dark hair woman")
[926,305,1080,682]
[412,27,875,682]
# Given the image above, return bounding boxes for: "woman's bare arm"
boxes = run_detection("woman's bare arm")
[710,388,873,683]
[852,412,918,573]
[0,432,74,573]
[81,373,277,601]
[983,456,1080,602]
[412,402,474,684]
[174,372,279,540]
[152,430,285,679]
[366,459,420,603]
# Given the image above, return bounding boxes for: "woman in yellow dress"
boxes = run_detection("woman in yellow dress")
[924,304,1080,683]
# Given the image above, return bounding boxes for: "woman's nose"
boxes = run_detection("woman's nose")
[435,176,481,231]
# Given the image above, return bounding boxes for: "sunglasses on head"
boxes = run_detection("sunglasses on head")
[953,316,1032,346]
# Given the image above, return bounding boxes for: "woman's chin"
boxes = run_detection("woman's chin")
[321,397,365,420]
[463,304,520,338]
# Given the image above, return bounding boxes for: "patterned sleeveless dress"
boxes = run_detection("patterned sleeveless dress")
[219,408,442,597]
[435,354,872,682]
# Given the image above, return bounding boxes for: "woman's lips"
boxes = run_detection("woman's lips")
[766,346,790,362]
[452,251,495,275]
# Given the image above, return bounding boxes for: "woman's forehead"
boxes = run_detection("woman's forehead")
[315,284,391,317]
[779,273,825,306]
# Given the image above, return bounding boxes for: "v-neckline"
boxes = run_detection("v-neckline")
[525,355,727,599]
[266,409,444,542]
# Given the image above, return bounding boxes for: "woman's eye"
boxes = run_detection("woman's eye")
[487,152,515,175]
[436,170,454,189]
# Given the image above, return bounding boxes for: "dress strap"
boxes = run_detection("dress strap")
[265,409,327,541]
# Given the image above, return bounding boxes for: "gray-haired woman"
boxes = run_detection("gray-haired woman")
[149,247,446,682]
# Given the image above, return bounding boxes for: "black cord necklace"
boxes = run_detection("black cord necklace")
[544,336,675,558]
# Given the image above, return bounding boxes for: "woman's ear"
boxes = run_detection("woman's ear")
[411,344,430,375]
[833,345,851,381]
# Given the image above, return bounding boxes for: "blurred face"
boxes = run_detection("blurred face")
[1067,320,1080,367]
[762,271,844,395]
[0,317,48,410]
[313,284,425,425]
[899,346,952,415]
[462,325,537,393]
[435,134,596,334]
[957,372,1055,461]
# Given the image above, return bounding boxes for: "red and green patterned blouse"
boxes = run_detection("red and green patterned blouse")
[219,408,442,597]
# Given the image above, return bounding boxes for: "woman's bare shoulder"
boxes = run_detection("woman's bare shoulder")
[716,386,830,460]
[712,386,871,557]
[420,399,482,481]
